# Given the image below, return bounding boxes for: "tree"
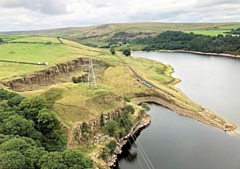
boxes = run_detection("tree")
[0,151,27,169]
[107,140,117,155]
[72,76,78,83]
[123,49,131,56]
[105,120,118,137]
[110,47,116,55]
[141,102,150,111]
[18,96,47,122]
[124,105,135,114]
[7,95,24,107]
[37,109,60,134]
[38,152,67,169]
[0,137,46,169]
[36,109,65,151]
[3,114,42,140]
[0,38,3,44]
[38,150,93,169]
[62,149,93,169]
[0,134,13,144]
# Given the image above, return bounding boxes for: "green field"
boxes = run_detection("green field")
[184,23,240,36]
[0,36,106,80]
[0,34,31,42]
[9,36,61,43]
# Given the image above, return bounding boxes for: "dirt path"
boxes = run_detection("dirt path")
[67,122,78,148]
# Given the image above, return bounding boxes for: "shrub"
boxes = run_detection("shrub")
[124,105,135,114]
[72,77,78,83]
[122,49,131,56]
[123,95,130,102]
[110,47,115,55]
[107,140,117,155]
[141,103,150,111]
[105,120,118,137]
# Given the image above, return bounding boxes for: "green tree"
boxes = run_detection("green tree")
[62,149,93,169]
[141,102,150,111]
[3,114,42,140]
[72,76,78,83]
[122,49,131,56]
[124,105,135,114]
[37,109,60,134]
[36,109,65,151]
[105,120,118,137]
[38,152,67,169]
[0,134,13,144]
[0,38,4,44]
[18,96,47,122]
[0,151,27,169]
[110,47,116,55]
[107,140,117,155]
[0,137,45,169]
[7,95,24,107]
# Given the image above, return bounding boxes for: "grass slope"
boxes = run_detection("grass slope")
[2,35,186,124]
[2,22,239,47]
[0,36,102,80]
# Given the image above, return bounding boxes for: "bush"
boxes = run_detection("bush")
[107,140,117,155]
[141,103,150,111]
[72,77,78,83]
[122,49,131,56]
[124,105,135,114]
[110,47,115,55]
[105,120,118,137]
[123,95,130,102]
[101,147,110,160]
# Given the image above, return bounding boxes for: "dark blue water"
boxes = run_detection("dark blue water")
[118,52,240,169]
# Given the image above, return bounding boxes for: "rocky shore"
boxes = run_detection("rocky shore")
[107,114,152,168]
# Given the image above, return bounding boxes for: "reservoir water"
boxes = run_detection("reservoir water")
[118,52,240,169]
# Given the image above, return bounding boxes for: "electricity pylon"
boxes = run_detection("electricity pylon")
[82,58,98,88]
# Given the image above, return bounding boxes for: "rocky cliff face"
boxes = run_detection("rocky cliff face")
[1,58,109,92]
[69,107,123,146]
[69,105,151,168]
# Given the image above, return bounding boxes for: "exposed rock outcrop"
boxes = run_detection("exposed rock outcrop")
[1,58,109,92]
[107,114,151,168]
[69,107,124,147]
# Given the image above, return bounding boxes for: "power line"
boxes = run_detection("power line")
[119,112,155,169]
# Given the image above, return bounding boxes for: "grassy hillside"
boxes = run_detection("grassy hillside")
[0,36,102,80]
[2,22,239,48]
[0,35,199,123]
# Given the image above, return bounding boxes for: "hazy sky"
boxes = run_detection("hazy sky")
[0,0,239,31]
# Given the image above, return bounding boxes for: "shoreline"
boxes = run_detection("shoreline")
[133,50,240,59]
[133,96,237,132]
[159,50,240,59]
[109,94,238,168]
[108,114,152,168]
